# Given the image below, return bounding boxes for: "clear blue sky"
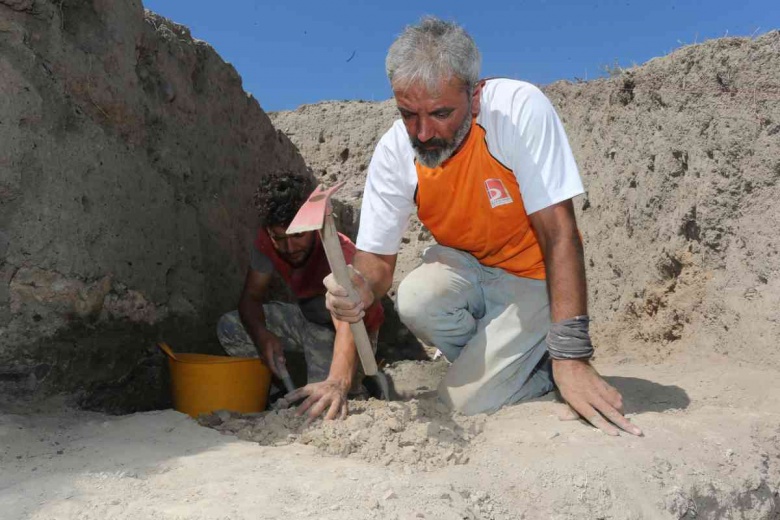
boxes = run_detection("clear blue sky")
[144,0,777,112]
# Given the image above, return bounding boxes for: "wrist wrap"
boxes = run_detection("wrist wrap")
[546,315,594,360]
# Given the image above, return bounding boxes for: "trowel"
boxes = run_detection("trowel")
[271,355,299,410]
[274,354,297,395]
[286,183,391,400]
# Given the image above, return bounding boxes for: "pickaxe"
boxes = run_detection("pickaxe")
[286,183,391,400]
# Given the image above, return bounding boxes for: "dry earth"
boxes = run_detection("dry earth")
[0,0,307,410]
[1,359,779,519]
[1,1,779,517]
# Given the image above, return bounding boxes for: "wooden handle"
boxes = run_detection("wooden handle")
[157,342,178,361]
[320,213,378,376]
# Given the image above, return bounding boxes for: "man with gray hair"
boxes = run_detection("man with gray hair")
[325,17,642,436]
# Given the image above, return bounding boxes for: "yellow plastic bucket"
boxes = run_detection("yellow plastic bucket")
[158,342,272,417]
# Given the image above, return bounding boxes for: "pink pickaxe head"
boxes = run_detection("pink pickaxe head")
[285,182,345,235]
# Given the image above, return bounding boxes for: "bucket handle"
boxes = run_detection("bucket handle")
[157,342,178,361]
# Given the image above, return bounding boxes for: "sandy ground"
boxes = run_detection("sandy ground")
[2,357,778,519]
[2,7,777,517]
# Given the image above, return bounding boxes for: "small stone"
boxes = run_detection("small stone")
[386,417,403,432]
[416,514,425,518]
[162,82,176,103]
[548,432,560,440]
[383,489,398,500]
[215,409,232,422]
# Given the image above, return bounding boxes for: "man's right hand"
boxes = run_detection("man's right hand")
[552,358,643,436]
[257,329,285,377]
[282,378,350,422]
[323,265,373,324]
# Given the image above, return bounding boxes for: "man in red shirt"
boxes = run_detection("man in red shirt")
[217,169,383,420]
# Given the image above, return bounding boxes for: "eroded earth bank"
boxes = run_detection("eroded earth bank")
[1,1,779,518]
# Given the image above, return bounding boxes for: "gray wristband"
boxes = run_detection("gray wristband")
[546,315,594,360]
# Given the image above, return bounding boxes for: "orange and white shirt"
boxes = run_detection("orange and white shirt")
[356,78,584,280]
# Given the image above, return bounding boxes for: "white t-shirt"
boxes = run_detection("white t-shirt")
[357,78,584,255]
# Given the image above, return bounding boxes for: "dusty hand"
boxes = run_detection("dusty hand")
[257,330,285,378]
[323,265,373,324]
[282,379,350,422]
[552,359,643,436]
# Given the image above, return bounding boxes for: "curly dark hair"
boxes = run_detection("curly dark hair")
[253,169,316,227]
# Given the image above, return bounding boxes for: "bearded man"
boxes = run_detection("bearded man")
[217,169,384,420]
[324,17,642,436]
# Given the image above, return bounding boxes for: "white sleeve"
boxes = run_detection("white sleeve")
[355,126,416,255]
[486,81,584,214]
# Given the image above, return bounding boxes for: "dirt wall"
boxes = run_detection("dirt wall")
[0,0,307,410]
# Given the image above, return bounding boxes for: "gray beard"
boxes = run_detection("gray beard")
[411,113,473,168]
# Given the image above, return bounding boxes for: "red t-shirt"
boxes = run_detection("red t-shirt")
[254,229,384,332]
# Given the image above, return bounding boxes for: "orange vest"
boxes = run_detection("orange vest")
[415,121,546,280]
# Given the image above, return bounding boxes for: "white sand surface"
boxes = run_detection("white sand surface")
[3,359,778,519]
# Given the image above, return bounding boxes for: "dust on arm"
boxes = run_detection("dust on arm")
[530,200,642,437]
[237,269,286,376]
[325,250,397,323]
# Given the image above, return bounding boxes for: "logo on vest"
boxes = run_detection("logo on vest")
[485,179,513,208]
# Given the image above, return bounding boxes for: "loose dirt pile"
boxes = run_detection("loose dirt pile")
[200,360,476,472]
[201,396,483,471]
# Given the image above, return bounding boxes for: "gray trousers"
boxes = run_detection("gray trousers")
[216,303,335,384]
[216,302,377,392]
[396,245,554,415]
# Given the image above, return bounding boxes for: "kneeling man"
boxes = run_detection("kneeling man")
[217,169,384,420]
[324,18,641,436]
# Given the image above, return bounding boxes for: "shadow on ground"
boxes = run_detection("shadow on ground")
[604,376,691,414]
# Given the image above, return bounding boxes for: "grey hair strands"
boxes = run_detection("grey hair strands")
[386,17,481,93]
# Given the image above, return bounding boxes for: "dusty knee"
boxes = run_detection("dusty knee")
[395,264,445,334]
[216,313,230,337]
[216,311,240,341]
[439,358,555,416]
[437,373,495,416]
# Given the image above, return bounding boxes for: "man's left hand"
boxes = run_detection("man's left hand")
[282,379,350,422]
[552,359,643,437]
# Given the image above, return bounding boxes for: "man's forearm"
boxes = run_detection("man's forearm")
[327,320,359,387]
[237,296,270,353]
[353,250,396,302]
[528,200,588,323]
[543,232,588,322]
